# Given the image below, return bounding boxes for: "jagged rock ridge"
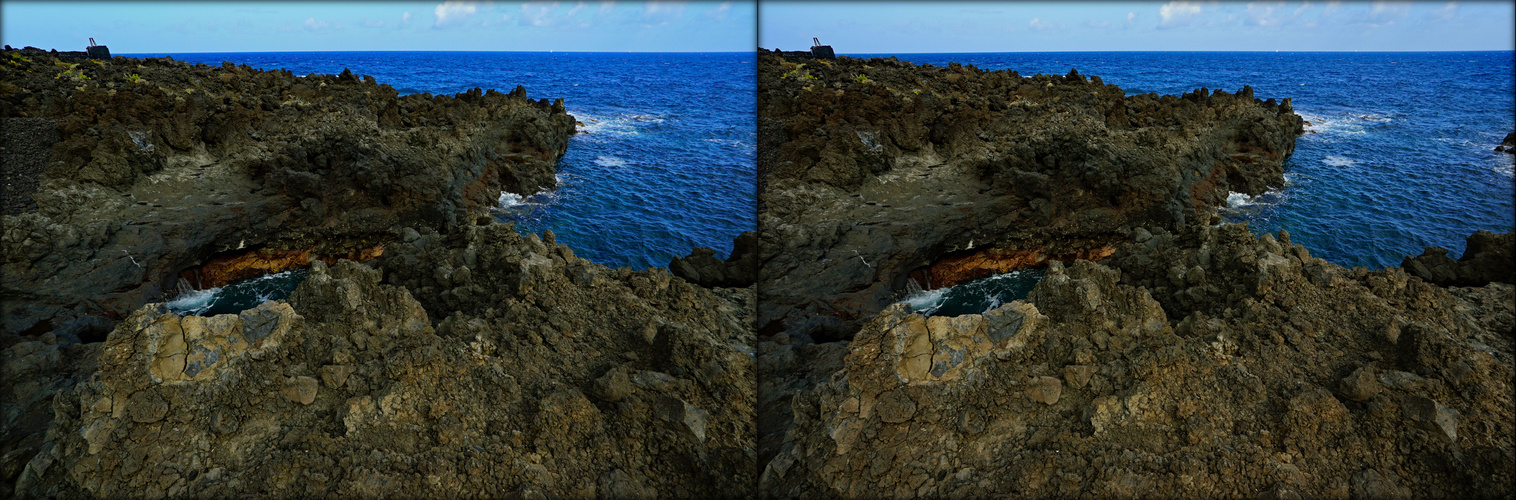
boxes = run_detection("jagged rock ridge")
[13,215,757,500]
[756,52,1304,342]
[761,224,1513,498]
[2,48,574,343]
[3,49,756,498]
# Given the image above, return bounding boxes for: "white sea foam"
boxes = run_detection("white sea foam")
[902,286,948,315]
[1322,155,1356,168]
[499,192,528,208]
[1297,110,1368,136]
[497,183,559,211]
[1226,192,1256,208]
[594,155,628,168]
[166,288,221,315]
[703,138,753,149]
[573,110,664,137]
[1494,162,1515,178]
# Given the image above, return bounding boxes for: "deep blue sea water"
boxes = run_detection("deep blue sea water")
[131,51,757,272]
[858,51,1516,271]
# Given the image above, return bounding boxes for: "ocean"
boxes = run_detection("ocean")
[140,51,756,315]
[874,51,1515,315]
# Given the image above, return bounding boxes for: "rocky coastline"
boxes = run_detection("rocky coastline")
[756,51,1304,343]
[756,52,1513,498]
[3,48,755,497]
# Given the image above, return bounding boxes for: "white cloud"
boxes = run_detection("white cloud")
[519,2,560,26]
[402,11,413,24]
[1429,1,1457,20]
[1029,17,1055,30]
[1127,11,1137,23]
[1369,1,1410,20]
[434,1,481,28]
[363,18,385,28]
[304,17,329,31]
[640,1,685,26]
[1292,1,1314,17]
[1365,1,1410,27]
[1159,1,1203,29]
[1245,2,1285,26]
[701,1,732,21]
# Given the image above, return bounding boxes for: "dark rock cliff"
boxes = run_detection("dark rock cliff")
[756,52,1304,342]
[755,53,1511,499]
[13,224,756,498]
[762,224,1513,498]
[2,49,755,497]
[2,49,573,342]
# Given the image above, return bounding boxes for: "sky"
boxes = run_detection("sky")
[4,1,1510,54]
[762,1,1516,53]
[1,1,756,53]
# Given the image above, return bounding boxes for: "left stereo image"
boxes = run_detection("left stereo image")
[0,2,758,498]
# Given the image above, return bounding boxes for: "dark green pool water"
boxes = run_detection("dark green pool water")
[166,268,309,317]
[903,268,1046,317]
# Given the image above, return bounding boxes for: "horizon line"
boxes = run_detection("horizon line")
[109,50,752,55]
[788,49,1516,54]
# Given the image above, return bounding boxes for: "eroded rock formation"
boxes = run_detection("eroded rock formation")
[3,48,755,498]
[670,230,760,288]
[1402,230,1514,287]
[16,224,757,497]
[1,48,574,343]
[761,225,1514,498]
[756,52,1303,342]
[755,52,1511,499]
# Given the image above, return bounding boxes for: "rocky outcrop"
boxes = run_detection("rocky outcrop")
[761,224,1513,498]
[1402,230,1514,287]
[1495,132,1514,153]
[670,230,760,288]
[3,48,758,498]
[756,52,1303,341]
[15,221,756,498]
[1,48,575,343]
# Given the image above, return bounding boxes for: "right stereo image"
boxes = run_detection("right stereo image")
[755,2,1515,498]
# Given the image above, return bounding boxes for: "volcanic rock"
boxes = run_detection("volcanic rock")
[3,49,754,498]
[755,51,1304,342]
[16,222,756,497]
[1402,230,1514,287]
[760,224,1513,498]
[1,49,575,343]
[670,230,759,288]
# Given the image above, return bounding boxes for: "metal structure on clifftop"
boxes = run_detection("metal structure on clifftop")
[810,38,835,59]
[772,37,836,60]
[86,38,111,59]
[37,38,111,60]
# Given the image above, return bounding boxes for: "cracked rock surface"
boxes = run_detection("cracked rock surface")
[760,224,1513,499]
[16,222,756,498]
